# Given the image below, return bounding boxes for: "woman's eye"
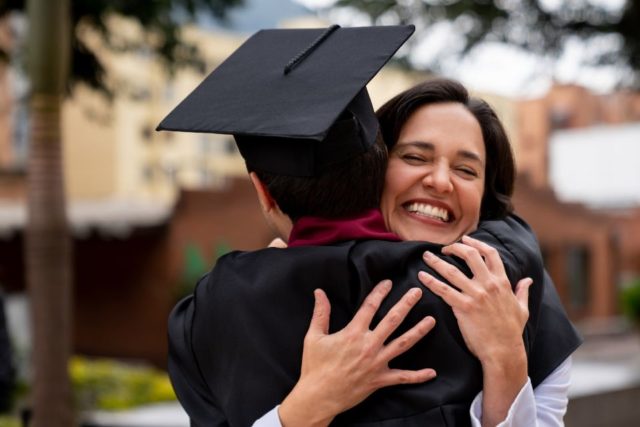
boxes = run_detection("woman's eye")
[401,154,428,163]
[457,167,478,177]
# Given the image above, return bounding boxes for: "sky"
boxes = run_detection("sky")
[294,0,630,98]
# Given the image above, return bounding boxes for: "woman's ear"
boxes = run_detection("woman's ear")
[249,171,276,214]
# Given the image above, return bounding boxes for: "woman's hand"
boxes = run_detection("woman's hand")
[278,280,437,427]
[418,235,532,426]
[268,238,288,248]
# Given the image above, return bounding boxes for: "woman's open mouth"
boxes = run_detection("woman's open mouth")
[404,202,453,223]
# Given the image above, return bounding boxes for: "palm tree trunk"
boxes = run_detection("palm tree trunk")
[26,1,73,426]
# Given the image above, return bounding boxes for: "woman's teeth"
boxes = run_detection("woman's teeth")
[405,202,449,222]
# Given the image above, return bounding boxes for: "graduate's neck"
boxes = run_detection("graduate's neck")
[249,172,294,241]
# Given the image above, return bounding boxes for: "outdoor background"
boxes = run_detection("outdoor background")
[1,0,640,426]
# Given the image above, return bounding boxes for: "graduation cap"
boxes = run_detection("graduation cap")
[157,25,415,176]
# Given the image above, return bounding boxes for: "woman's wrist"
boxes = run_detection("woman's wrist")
[479,343,528,427]
[480,341,528,390]
[278,381,336,427]
[478,340,527,371]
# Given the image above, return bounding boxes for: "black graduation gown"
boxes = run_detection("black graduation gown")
[168,215,581,427]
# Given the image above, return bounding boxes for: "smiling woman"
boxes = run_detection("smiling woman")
[378,78,516,245]
[249,80,579,427]
[381,102,486,244]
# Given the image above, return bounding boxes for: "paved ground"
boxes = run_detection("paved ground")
[570,327,640,398]
[84,323,640,426]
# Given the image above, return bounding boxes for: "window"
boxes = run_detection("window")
[566,245,590,311]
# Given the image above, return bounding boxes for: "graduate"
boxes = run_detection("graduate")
[158,25,580,426]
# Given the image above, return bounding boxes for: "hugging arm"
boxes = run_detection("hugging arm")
[420,236,531,426]
[259,280,437,427]
[468,356,572,427]
[256,217,580,427]
[419,234,573,427]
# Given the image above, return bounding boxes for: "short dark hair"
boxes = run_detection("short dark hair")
[376,78,515,220]
[250,133,388,222]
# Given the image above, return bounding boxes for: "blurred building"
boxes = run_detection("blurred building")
[515,84,640,189]
[0,1,433,366]
[510,84,640,319]
[0,16,14,167]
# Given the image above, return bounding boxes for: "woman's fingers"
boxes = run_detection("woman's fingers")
[350,279,393,330]
[461,235,507,276]
[422,251,474,294]
[267,237,288,248]
[381,315,436,361]
[440,242,490,284]
[372,287,423,342]
[515,277,533,309]
[377,367,437,388]
[307,289,331,337]
[418,270,471,309]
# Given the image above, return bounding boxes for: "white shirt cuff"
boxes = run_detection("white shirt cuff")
[470,378,536,427]
[252,405,283,427]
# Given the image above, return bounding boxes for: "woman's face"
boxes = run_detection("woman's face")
[381,102,486,244]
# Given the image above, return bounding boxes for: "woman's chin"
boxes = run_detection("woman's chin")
[394,227,459,245]
[390,212,464,245]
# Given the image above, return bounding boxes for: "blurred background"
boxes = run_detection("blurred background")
[0,0,639,426]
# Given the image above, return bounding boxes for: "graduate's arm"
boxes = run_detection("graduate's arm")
[277,281,437,427]
[168,293,229,427]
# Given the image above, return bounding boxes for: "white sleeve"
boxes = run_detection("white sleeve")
[252,406,283,427]
[253,358,572,427]
[470,356,572,427]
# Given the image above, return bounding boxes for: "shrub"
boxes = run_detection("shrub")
[70,356,176,411]
[620,277,640,326]
[0,416,20,427]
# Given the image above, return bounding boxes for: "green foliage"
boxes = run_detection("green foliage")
[214,240,232,260]
[183,243,208,286]
[620,277,640,325]
[0,0,243,97]
[69,356,176,411]
[0,416,20,427]
[337,0,640,85]
[175,240,232,300]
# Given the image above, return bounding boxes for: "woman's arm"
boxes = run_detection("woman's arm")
[280,281,437,426]
[419,235,533,427]
[470,356,572,427]
[252,358,573,427]
[252,280,436,427]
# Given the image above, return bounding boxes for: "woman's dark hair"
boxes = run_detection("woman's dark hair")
[250,133,388,222]
[376,78,515,220]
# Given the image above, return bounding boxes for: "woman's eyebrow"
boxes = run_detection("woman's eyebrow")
[458,150,485,165]
[398,141,435,151]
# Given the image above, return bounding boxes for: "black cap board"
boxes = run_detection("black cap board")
[157,25,415,176]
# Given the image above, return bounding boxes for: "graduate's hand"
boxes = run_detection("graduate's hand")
[418,235,530,427]
[278,280,436,427]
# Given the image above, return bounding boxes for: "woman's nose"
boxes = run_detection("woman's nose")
[423,162,453,194]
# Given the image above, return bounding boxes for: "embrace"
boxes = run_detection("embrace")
[158,25,581,427]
